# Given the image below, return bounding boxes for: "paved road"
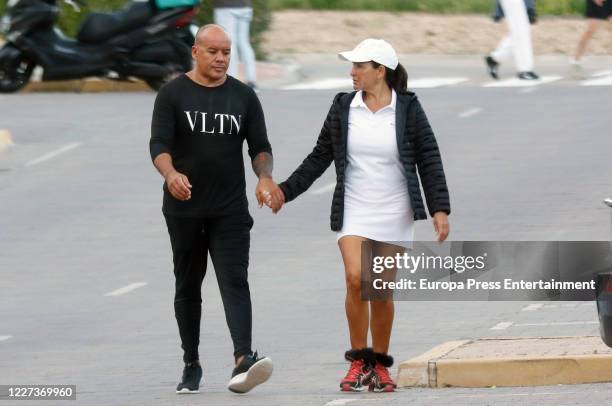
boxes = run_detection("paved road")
[1,56,612,405]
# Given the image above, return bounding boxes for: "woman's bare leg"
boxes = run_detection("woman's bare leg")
[370,242,403,354]
[575,19,601,62]
[338,235,370,349]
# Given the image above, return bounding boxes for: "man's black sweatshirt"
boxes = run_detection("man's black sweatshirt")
[150,74,272,217]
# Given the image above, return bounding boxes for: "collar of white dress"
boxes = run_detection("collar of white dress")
[350,89,397,112]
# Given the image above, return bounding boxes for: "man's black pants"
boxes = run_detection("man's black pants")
[164,212,254,363]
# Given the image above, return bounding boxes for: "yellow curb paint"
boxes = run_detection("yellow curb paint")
[396,340,471,387]
[24,80,152,93]
[435,355,612,387]
[397,337,612,388]
[0,129,14,151]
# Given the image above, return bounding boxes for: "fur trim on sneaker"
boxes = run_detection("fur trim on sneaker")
[374,352,394,367]
[344,348,374,364]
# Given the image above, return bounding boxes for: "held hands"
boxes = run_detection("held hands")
[165,170,192,201]
[255,177,285,214]
[433,211,450,243]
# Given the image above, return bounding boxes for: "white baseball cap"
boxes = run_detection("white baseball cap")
[338,39,399,70]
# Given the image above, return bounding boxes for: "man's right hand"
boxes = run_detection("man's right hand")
[165,170,192,201]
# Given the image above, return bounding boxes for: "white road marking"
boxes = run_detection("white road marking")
[0,336,12,342]
[521,303,543,311]
[592,70,612,77]
[325,400,357,406]
[483,75,562,88]
[490,321,513,330]
[325,399,392,406]
[513,321,598,327]
[410,77,468,88]
[581,75,612,86]
[519,86,537,94]
[104,282,148,297]
[458,107,482,118]
[282,77,468,91]
[309,182,336,195]
[24,143,81,167]
[282,78,351,91]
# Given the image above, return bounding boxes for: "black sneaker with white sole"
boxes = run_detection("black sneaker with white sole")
[227,351,273,394]
[517,71,540,80]
[485,56,499,80]
[176,361,203,394]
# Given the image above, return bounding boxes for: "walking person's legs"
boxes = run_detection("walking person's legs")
[500,0,536,76]
[486,34,513,79]
[214,8,239,78]
[338,235,374,391]
[207,212,272,393]
[339,235,370,350]
[234,7,258,87]
[575,19,602,63]
[368,241,402,392]
[165,215,207,394]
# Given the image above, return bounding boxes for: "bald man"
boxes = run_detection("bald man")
[150,24,277,394]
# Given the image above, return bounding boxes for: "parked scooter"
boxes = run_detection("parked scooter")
[0,0,199,92]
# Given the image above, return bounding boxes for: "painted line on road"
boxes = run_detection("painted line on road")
[282,78,351,91]
[513,321,598,327]
[104,282,148,297]
[325,400,358,406]
[519,86,537,94]
[309,182,336,195]
[325,399,393,406]
[409,77,468,88]
[581,75,612,86]
[522,303,543,311]
[490,321,513,330]
[24,143,81,167]
[522,303,594,311]
[592,70,612,77]
[458,107,482,118]
[0,129,14,151]
[483,75,562,88]
[0,336,12,342]
[282,77,468,91]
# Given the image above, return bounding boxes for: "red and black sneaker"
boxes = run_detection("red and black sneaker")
[340,348,374,392]
[369,353,396,392]
[340,359,371,392]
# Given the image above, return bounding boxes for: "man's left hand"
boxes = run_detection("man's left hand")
[256,177,284,213]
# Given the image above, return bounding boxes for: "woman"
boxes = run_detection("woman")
[571,0,612,72]
[273,39,451,392]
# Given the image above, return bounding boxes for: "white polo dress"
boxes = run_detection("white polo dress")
[336,90,415,243]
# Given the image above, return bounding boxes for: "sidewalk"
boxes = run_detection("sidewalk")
[398,336,612,388]
[22,60,301,93]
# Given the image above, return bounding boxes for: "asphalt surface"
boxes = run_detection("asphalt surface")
[1,55,612,405]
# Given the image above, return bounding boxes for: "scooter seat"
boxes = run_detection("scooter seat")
[77,1,155,44]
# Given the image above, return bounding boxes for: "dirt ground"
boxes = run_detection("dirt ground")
[262,10,612,55]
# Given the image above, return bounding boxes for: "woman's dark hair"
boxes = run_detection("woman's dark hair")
[371,61,408,93]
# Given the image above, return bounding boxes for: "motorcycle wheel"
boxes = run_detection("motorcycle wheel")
[0,45,35,93]
[145,60,193,91]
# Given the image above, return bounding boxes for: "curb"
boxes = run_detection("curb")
[397,336,612,388]
[20,61,301,93]
[24,79,151,93]
[0,129,14,151]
